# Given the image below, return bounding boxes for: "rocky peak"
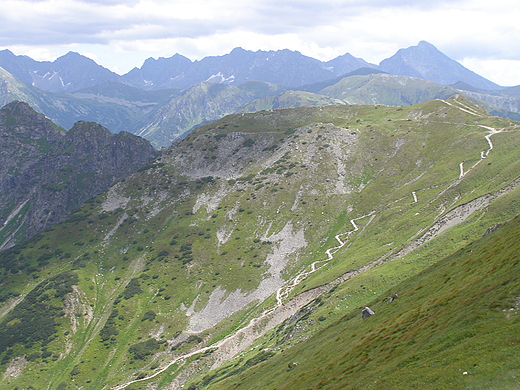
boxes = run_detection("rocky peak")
[0,102,159,249]
[379,41,501,90]
[0,101,62,136]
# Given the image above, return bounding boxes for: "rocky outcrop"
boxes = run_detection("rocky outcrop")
[361,307,375,320]
[0,101,159,249]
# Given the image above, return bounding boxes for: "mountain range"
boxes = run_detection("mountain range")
[0,41,502,92]
[2,41,520,147]
[1,94,520,389]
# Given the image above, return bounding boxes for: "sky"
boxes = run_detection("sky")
[1,0,520,86]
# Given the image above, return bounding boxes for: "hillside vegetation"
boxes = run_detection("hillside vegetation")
[206,212,520,390]
[1,96,520,389]
[0,101,159,248]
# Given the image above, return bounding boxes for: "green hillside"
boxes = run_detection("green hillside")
[319,73,459,105]
[205,213,520,390]
[238,90,344,112]
[1,96,520,389]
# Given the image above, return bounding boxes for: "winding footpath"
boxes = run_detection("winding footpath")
[111,210,377,390]
[111,105,513,390]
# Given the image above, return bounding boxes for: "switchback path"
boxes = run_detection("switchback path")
[111,114,514,390]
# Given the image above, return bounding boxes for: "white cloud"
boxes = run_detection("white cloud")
[460,58,520,87]
[0,0,519,83]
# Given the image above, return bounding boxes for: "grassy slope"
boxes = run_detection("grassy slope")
[206,213,520,390]
[1,97,520,389]
[238,90,344,112]
[135,81,286,147]
[319,73,458,105]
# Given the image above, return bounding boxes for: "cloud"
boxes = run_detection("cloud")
[0,0,519,83]
[460,58,520,87]
[0,0,474,46]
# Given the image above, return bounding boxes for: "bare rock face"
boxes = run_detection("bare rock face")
[0,101,159,249]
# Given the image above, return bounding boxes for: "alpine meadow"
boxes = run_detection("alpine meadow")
[1,42,520,390]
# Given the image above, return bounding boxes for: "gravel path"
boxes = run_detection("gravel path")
[111,113,516,390]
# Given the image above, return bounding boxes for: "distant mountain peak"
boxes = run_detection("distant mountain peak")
[0,50,120,93]
[61,50,83,57]
[55,51,104,67]
[417,40,435,47]
[1,101,50,126]
[379,41,501,90]
[230,47,247,54]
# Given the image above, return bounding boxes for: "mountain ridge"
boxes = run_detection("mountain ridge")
[379,40,501,90]
[0,41,504,94]
[0,101,159,249]
[1,97,519,388]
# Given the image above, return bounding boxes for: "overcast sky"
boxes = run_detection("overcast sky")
[1,0,520,86]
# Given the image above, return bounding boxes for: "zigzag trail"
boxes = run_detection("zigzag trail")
[111,210,378,390]
[276,213,375,306]
[430,99,504,203]
[459,125,499,178]
[111,104,514,390]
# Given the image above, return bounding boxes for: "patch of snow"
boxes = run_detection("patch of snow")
[206,72,235,83]
[58,76,70,87]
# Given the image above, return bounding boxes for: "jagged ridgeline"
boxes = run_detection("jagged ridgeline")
[0,101,159,249]
[1,96,520,389]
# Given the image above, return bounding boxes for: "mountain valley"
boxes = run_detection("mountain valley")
[2,42,520,148]
[1,95,520,389]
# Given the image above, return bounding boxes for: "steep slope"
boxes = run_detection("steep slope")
[456,84,520,115]
[319,73,459,105]
[379,41,501,90]
[135,80,286,147]
[0,67,44,109]
[71,81,177,108]
[0,50,121,92]
[0,101,159,249]
[0,67,176,133]
[0,97,519,389]
[205,213,520,390]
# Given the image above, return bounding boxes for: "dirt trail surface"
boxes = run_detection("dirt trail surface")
[111,117,517,390]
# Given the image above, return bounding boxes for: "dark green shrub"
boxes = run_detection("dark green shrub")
[142,310,156,322]
[122,279,142,299]
[128,338,163,360]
